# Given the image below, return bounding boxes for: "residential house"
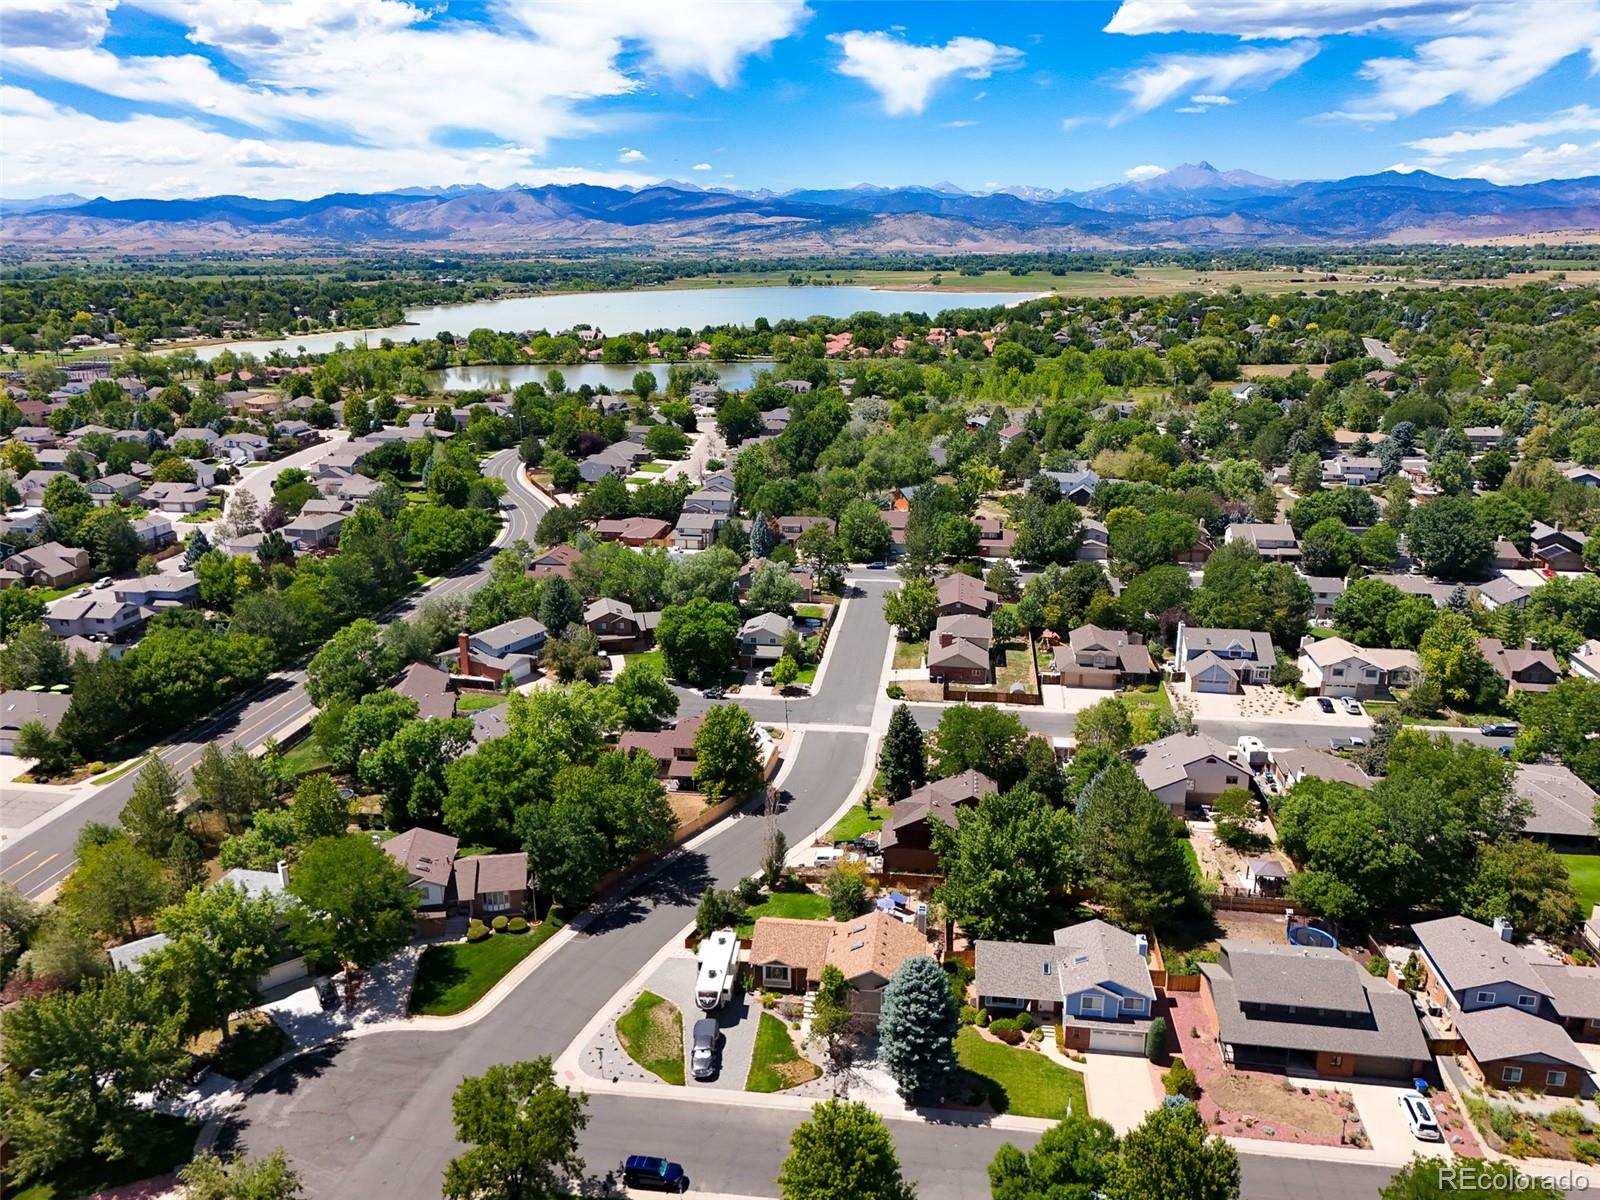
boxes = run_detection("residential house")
[1173,624,1276,692]
[700,471,736,493]
[617,715,704,788]
[1077,518,1109,562]
[736,559,815,602]
[584,598,661,649]
[933,612,992,652]
[383,828,529,922]
[975,920,1157,1055]
[1200,941,1429,1079]
[1133,732,1248,815]
[878,770,997,874]
[671,512,726,552]
[393,661,458,720]
[43,596,150,641]
[1530,522,1588,573]
[88,472,143,505]
[1048,624,1152,688]
[456,619,547,685]
[1477,576,1531,611]
[1563,464,1600,489]
[774,515,834,544]
[1512,762,1599,851]
[129,514,177,550]
[1030,467,1100,504]
[1412,916,1595,1094]
[1224,523,1301,561]
[0,689,71,754]
[1305,576,1347,621]
[140,482,211,513]
[1264,748,1374,795]
[217,432,272,462]
[526,544,581,580]
[883,508,910,549]
[282,510,349,550]
[1571,639,1600,683]
[748,911,931,1021]
[1298,637,1421,699]
[974,517,1017,560]
[935,573,998,618]
[681,488,738,518]
[737,612,791,668]
[594,516,673,545]
[1464,426,1504,450]
[1321,456,1384,487]
[113,565,199,609]
[2,542,92,589]
[926,621,992,687]
[1478,637,1561,695]
[171,427,218,449]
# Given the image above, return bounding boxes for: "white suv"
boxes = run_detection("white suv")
[1398,1091,1441,1141]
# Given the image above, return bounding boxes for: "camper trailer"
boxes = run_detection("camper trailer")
[695,928,740,1011]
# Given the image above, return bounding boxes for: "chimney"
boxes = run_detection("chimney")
[1493,916,1513,943]
[277,859,290,887]
[458,631,471,675]
[1135,933,1149,959]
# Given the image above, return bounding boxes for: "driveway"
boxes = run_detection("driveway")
[1079,1051,1159,1133]
[638,954,762,1092]
[1345,1081,1453,1162]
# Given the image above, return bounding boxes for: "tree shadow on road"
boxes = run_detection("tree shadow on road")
[580,850,714,935]
[211,1041,344,1156]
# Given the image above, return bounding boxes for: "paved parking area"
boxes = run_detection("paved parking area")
[625,956,763,1091]
[1079,1051,1160,1133]
[1344,1080,1455,1161]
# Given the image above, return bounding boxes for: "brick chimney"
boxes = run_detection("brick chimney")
[458,631,471,675]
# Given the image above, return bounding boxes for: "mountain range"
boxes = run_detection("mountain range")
[5,163,1599,253]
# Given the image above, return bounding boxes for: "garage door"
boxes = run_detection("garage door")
[1088,1026,1147,1054]
[1194,674,1232,694]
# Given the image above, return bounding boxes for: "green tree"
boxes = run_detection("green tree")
[1074,762,1196,929]
[1512,679,1600,791]
[778,1100,915,1200]
[694,885,747,940]
[1072,696,1132,753]
[290,772,349,843]
[657,597,740,687]
[883,576,938,641]
[1418,611,1503,710]
[358,716,475,828]
[306,619,400,706]
[1106,1103,1238,1200]
[1300,517,1359,578]
[537,575,582,637]
[932,705,1031,789]
[0,584,47,641]
[1405,495,1491,581]
[988,1113,1118,1200]
[59,835,166,941]
[287,835,416,1007]
[12,912,106,989]
[878,703,928,801]
[933,786,1075,942]
[838,499,893,563]
[0,622,71,689]
[612,656,678,731]
[1275,778,1414,923]
[1378,1156,1559,1199]
[746,561,803,615]
[1460,839,1581,940]
[15,719,73,777]
[441,1058,588,1200]
[179,1150,305,1200]
[693,703,764,802]
[878,955,960,1100]
[118,757,186,858]
[0,973,188,1183]
[771,654,800,689]
[148,880,284,1041]
[824,861,869,920]
[327,690,419,773]
[190,742,273,835]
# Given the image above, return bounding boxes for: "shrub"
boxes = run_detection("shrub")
[737,875,763,905]
[1400,951,1424,990]
[1163,1060,1200,1099]
[960,1005,980,1026]
[1015,1012,1033,1031]
[1144,1015,1168,1062]
[1574,1139,1600,1165]
[491,915,509,932]
[886,685,905,699]
[1366,954,1389,977]
[977,1008,990,1027]
[466,920,490,942]
[1488,1104,1518,1142]
[1547,1107,1589,1137]
[506,917,528,933]
[988,1018,1024,1044]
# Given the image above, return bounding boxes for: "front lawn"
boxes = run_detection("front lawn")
[454,692,507,713]
[893,639,926,670]
[1559,853,1600,911]
[409,913,565,1016]
[278,737,332,778]
[955,1027,1087,1121]
[180,504,223,524]
[993,640,1037,693]
[746,1012,820,1092]
[616,991,685,1085]
[191,1011,289,1080]
[635,461,669,473]
[737,882,831,936]
[828,805,887,843]
[7,1113,198,1200]
[795,605,827,621]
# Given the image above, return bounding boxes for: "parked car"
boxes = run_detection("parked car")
[1398,1091,1442,1142]
[1479,722,1519,738]
[759,668,773,686]
[1341,697,1362,716]
[702,685,725,699]
[867,560,886,570]
[93,576,114,590]
[72,587,91,599]
[622,1155,688,1192]
[1316,697,1335,713]
[1329,736,1367,750]
[690,1018,720,1081]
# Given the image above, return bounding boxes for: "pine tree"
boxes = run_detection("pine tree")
[750,511,776,560]
[183,528,211,569]
[538,576,582,637]
[878,704,927,801]
[878,955,959,1099]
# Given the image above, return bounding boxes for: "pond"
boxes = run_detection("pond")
[187,283,1039,362]
[428,360,770,393]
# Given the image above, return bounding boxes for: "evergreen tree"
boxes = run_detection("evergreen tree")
[182,528,211,570]
[750,511,776,559]
[877,955,960,1099]
[118,757,186,858]
[878,704,927,801]
[1074,762,1197,929]
[538,575,583,637]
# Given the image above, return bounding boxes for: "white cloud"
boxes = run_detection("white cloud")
[1191,93,1234,106]
[691,162,713,170]
[1408,106,1600,156]
[1112,41,1318,118]
[0,0,810,196]
[1060,115,1093,131]
[941,119,980,128]
[1175,106,1206,114]
[830,30,1024,116]
[1105,0,1478,39]
[618,148,648,163]
[1123,164,1166,180]
[1461,139,1600,184]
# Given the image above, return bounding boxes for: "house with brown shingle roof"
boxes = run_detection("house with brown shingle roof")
[935,573,997,617]
[879,770,997,875]
[1477,637,1561,695]
[749,910,932,1021]
[383,827,529,920]
[393,661,457,721]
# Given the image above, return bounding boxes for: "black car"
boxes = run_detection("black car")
[702,685,726,699]
[1316,697,1335,713]
[1479,722,1519,738]
[623,1155,688,1192]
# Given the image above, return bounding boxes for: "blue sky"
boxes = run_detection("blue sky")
[3,0,1598,199]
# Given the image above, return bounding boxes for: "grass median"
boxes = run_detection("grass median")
[616,991,685,1086]
[746,1012,819,1093]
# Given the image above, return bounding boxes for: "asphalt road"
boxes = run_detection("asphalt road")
[0,448,542,900]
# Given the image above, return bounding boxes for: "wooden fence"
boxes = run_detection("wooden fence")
[1208,889,1297,915]
[1162,974,1202,993]
[943,686,1044,706]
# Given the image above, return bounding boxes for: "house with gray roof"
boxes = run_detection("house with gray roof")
[1,541,92,588]
[1133,732,1247,815]
[1173,623,1275,692]
[0,689,71,754]
[44,595,150,641]
[1200,941,1429,1079]
[1511,762,1598,849]
[283,509,349,550]
[88,472,143,505]
[737,612,791,668]
[455,619,546,685]
[975,919,1157,1055]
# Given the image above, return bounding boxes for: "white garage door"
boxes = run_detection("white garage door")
[1088,1026,1146,1054]
[1194,674,1232,694]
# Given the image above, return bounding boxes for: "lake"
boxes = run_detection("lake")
[429,361,770,393]
[188,283,1036,362]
